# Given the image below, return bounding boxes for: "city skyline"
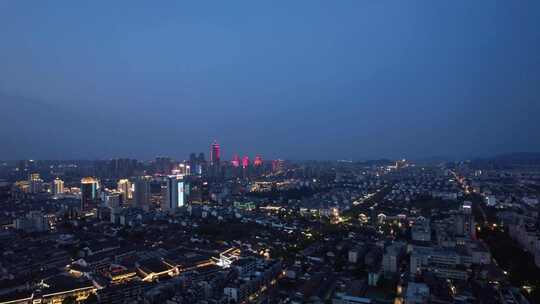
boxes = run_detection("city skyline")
[1,142,538,163]
[2,145,540,303]
[1,1,540,303]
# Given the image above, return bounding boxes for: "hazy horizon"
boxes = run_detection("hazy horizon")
[1,1,539,160]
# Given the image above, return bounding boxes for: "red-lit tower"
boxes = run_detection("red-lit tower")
[254,155,263,167]
[210,141,220,165]
[242,156,250,169]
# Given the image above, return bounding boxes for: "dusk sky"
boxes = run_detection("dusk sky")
[1,1,539,161]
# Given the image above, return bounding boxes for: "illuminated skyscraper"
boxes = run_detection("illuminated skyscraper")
[134,176,151,210]
[196,153,206,175]
[210,141,221,165]
[231,154,240,168]
[117,179,132,201]
[164,175,186,213]
[456,201,475,239]
[81,177,99,210]
[52,178,64,196]
[242,156,250,169]
[173,163,190,176]
[105,191,123,211]
[254,155,263,167]
[189,153,205,175]
[29,173,43,193]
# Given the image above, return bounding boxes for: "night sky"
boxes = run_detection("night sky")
[1,1,539,161]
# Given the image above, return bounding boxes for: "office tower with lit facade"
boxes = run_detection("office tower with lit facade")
[81,177,99,211]
[242,156,250,169]
[134,176,151,211]
[173,163,191,176]
[52,178,64,196]
[105,191,123,211]
[189,152,206,175]
[29,173,44,194]
[210,141,220,165]
[455,201,475,239]
[117,179,132,201]
[164,175,186,213]
[240,156,249,179]
[253,155,264,176]
[208,141,221,179]
[198,153,206,174]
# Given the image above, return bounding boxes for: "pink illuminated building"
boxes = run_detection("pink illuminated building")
[242,156,250,169]
[231,154,240,167]
[254,155,263,167]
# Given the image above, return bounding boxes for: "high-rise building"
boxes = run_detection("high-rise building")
[197,153,206,175]
[242,156,250,169]
[189,153,198,169]
[15,210,49,232]
[173,163,190,176]
[190,153,197,163]
[455,201,475,239]
[52,178,64,196]
[134,176,151,211]
[13,181,31,195]
[164,175,186,213]
[272,159,284,173]
[198,153,206,163]
[81,177,99,211]
[104,191,123,211]
[189,153,205,175]
[231,154,240,168]
[29,173,44,194]
[117,179,133,201]
[210,141,221,165]
[254,155,263,167]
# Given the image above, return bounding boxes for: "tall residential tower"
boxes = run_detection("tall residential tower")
[164,175,186,213]
[81,177,99,211]
[210,141,221,166]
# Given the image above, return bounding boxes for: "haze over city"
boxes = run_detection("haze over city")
[2,1,540,304]
[1,0,540,161]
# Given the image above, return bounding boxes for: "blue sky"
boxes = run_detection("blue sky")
[1,1,539,160]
